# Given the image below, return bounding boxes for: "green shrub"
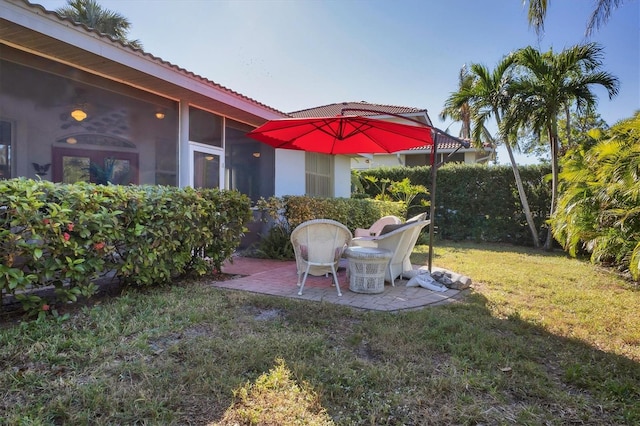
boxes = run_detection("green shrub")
[552,113,640,280]
[253,223,294,260]
[0,179,251,315]
[284,195,406,230]
[254,196,408,259]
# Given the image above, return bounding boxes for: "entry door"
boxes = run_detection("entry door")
[189,143,224,189]
[52,147,138,184]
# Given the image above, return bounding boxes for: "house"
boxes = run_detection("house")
[0,1,489,204]
[290,101,495,171]
[0,0,310,202]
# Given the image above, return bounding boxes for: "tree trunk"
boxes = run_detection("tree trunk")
[495,111,540,248]
[563,104,572,156]
[544,127,560,250]
[504,138,540,248]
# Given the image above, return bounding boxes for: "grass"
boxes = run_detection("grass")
[1,241,639,425]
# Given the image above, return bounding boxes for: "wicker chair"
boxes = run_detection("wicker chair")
[351,219,430,286]
[290,219,353,296]
[353,215,403,237]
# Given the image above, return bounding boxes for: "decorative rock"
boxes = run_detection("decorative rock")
[449,275,472,290]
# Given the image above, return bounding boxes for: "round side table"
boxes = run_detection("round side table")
[344,246,392,294]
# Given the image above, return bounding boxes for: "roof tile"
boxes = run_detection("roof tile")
[289,101,428,118]
[288,101,485,152]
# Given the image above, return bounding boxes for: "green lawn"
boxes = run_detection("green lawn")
[1,241,638,425]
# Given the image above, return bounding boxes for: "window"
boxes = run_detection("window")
[225,119,274,202]
[0,120,11,180]
[305,152,332,197]
[445,152,465,163]
[52,147,138,184]
[405,153,428,167]
[189,144,222,189]
[189,107,222,147]
[192,150,220,189]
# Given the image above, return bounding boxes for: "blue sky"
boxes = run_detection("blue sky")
[38,0,639,165]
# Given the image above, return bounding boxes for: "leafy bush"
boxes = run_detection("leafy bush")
[253,223,294,260]
[254,196,407,259]
[0,179,252,314]
[284,195,406,230]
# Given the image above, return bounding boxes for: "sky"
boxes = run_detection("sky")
[38,0,640,165]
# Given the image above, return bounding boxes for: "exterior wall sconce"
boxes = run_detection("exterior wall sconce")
[155,112,165,120]
[252,152,261,158]
[70,108,87,121]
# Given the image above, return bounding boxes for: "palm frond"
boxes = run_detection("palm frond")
[586,0,626,36]
[525,0,548,35]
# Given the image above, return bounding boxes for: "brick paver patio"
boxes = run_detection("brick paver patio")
[213,255,464,312]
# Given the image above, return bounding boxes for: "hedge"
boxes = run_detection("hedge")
[284,195,407,231]
[1,179,252,313]
[354,163,552,245]
[253,196,409,259]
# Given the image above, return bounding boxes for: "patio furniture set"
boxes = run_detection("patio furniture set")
[290,213,429,296]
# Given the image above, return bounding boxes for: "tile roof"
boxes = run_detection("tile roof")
[23,0,285,116]
[289,101,485,152]
[289,101,428,118]
[410,132,474,151]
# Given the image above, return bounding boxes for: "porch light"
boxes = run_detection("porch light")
[70,108,87,121]
[66,137,77,144]
[252,152,261,158]
[155,111,165,119]
[205,155,215,161]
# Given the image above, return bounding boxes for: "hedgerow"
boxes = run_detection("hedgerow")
[1,179,251,314]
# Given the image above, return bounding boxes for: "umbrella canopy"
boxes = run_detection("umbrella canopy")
[246,115,433,155]
[246,113,442,272]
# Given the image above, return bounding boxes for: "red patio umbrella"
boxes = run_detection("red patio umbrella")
[246,111,464,272]
[246,114,434,154]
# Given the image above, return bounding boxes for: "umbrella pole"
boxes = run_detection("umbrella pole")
[428,131,438,272]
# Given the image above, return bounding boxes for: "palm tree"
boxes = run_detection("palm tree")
[440,65,475,140]
[443,56,541,247]
[56,0,143,49]
[507,43,619,249]
[441,65,502,159]
[525,0,626,36]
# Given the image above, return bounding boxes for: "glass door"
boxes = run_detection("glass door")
[52,147,138,184]
[189,143,224,189]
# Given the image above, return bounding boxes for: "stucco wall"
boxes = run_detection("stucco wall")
[333,155,352,198]
[274,149,305,196]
